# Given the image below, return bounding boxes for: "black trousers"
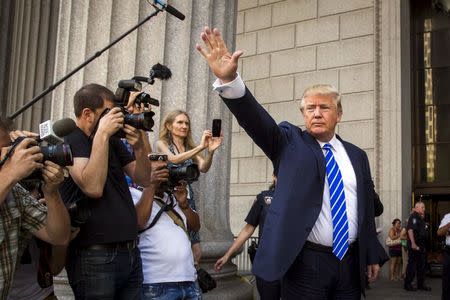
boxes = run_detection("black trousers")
[443,248,450,300]
[404,248,427,288]
[281,242,360,300]
[256,276,281,300]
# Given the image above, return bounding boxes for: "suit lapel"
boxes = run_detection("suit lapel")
[339,136,365,231]
[303,131,326,183]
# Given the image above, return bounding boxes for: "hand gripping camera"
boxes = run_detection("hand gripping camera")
[149,154,200,192]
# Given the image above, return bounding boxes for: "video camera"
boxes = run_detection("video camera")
[110,63,172,138]
[149,154,200,192]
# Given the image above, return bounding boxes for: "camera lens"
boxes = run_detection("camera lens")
[168,163,200,187]
[41,144,74,166]
[124,111,155,132]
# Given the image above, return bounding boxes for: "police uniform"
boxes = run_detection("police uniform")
[439,213,450,300]
[404,211,430,291]
[245,188,281,300]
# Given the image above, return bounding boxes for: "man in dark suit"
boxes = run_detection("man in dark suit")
[196,27,388,299]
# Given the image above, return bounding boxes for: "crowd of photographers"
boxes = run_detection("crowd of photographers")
[0,81,222,299]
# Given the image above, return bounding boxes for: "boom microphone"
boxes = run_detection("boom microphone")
[152,0,185,21]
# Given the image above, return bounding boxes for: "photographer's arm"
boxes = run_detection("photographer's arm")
[156,140,207,165]
[135,186,156,230]
[33,162,70,246]
[180,205,200,232]
[68,133,109,198]
[123,126,151,187]
[134,161,169,229]
[68,108,124,198]
[174,184,200,232]
[215,223,256,271]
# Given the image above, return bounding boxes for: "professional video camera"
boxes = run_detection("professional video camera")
[149,154,200,191]
[110,63,172,138]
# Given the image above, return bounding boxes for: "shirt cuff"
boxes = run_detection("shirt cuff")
[212,73,246,99]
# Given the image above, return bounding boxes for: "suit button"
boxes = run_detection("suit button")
[306,227,312,233]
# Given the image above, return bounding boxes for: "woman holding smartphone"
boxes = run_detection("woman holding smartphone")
[156,110,223,264]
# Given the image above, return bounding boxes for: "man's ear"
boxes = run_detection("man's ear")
[81,108,95,123]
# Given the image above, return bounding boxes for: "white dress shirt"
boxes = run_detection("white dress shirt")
[307,137,358,246]
[439,213,450,246]
[213,73,358,247]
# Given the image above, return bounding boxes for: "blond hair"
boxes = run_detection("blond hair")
[300,84,342,113]
[159,110,196,150]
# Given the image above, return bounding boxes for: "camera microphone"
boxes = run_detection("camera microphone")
[39,118,77,144]
[152,0,185,21]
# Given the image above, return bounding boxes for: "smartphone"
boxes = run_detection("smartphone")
[212,119,221,137]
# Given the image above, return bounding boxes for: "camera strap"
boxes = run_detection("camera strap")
[137,194,188,236]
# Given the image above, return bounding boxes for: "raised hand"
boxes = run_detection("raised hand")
[199,130,210,150]
[207,133,223,153]
[196,27,243,83]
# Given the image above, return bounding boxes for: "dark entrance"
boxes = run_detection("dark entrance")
[411,0,450,274]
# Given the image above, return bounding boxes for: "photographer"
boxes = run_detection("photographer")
[0,116,70,298]
[131,158,201,299]
[59,83,151,299]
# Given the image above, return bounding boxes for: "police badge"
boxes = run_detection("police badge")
[264,196,272,205]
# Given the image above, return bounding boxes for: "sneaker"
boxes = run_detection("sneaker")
[404,285,417,291]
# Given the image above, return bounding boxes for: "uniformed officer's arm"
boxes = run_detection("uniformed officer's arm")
[437,220,450,237]
[407,229,419,250]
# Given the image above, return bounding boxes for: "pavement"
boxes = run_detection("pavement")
[366,275,442,299]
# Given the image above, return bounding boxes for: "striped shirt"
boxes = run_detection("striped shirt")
[0,184,47,298]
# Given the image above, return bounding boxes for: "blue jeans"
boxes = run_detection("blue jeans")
[66,246,143,299]
[141,282,201,300]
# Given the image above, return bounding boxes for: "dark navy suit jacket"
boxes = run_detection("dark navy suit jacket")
[222,88,387,292]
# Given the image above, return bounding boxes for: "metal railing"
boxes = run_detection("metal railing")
[231,236,259,275]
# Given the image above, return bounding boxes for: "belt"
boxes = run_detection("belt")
[83,240,138,251]
[304,241,357,256]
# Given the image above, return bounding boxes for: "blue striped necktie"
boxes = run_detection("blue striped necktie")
[323,143,349,260]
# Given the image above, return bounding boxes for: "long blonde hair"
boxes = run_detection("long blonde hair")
[159,110,197,150]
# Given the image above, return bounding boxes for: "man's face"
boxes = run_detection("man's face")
[416,203,425,217]
[302,94,342,142]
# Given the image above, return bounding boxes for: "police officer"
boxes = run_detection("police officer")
[214,175,281,299]
[437,211,450,300]
[404,201,431,292]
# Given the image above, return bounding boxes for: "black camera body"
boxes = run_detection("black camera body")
[148,154,200,191]
[11,136,73,183]
[116,80,160,108]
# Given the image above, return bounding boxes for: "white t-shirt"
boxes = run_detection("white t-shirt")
[439,213,450,246]
[130,188,196,284]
